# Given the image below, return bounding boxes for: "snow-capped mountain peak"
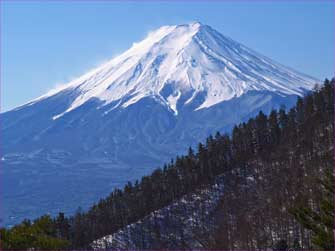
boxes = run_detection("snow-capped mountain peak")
[25,22,317,119]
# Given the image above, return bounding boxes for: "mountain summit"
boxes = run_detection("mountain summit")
[25,22,316,119]
[2,22,319,227]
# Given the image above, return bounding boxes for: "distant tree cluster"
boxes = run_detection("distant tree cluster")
[0,215,69,250]
[0,79,333,250]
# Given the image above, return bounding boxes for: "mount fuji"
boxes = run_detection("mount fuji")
[1,22,318,226]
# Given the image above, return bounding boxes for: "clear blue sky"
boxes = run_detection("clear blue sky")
[1,1,334,111]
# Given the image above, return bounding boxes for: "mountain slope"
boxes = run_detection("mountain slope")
[92,176,225,250]
[1,22,318,226]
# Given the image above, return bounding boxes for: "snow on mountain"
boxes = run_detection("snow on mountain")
[21,22,316,119]
[1,22,319,227]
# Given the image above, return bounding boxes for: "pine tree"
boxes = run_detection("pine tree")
[292,168,334,250]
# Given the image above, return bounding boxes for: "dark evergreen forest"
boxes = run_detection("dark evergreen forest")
[1,79,333,250]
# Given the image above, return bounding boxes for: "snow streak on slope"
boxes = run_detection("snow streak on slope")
[91,177,225,250]
[19,22,317,120]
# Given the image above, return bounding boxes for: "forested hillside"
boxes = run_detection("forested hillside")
[207,80,334,249]
[1,79,333,250]
[92,176,226,249]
